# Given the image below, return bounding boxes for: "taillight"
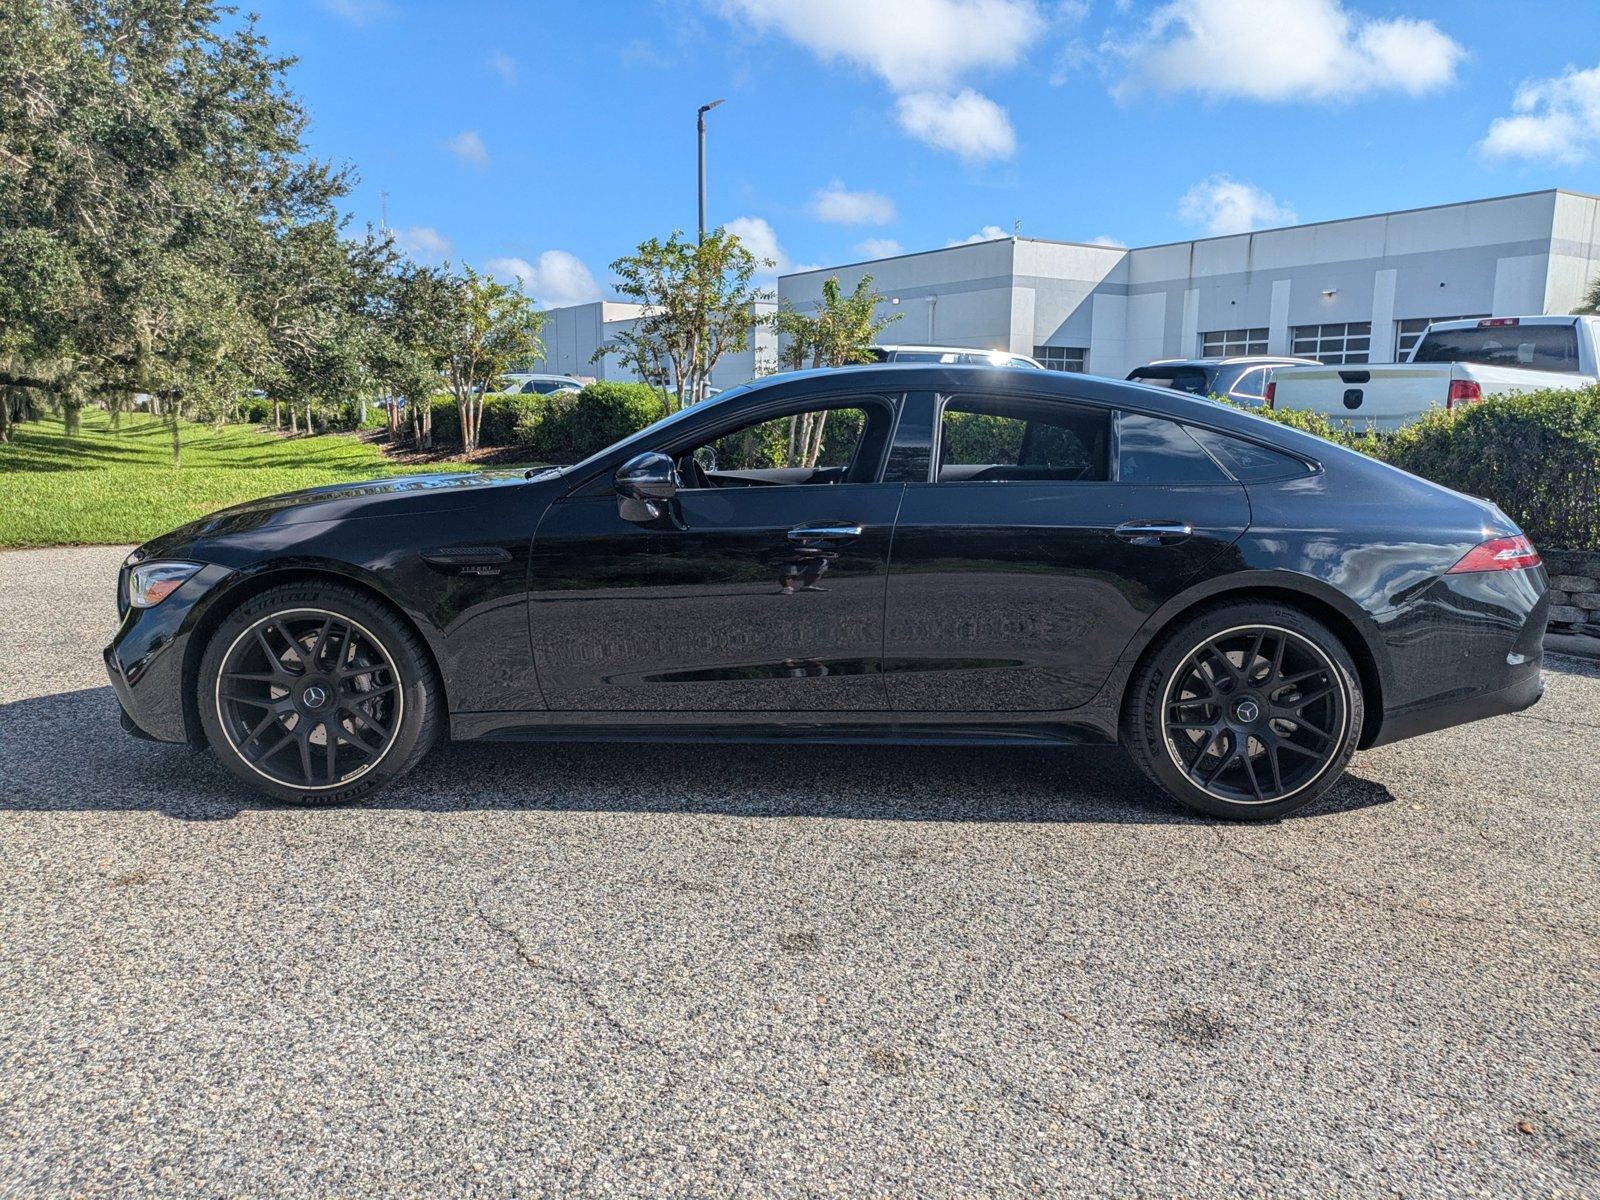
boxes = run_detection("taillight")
[1447,534,1541,574]
[1263,381,1276,409]
[1446,379,1481,409]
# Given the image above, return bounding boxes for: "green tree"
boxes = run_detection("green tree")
[373,264,461,450]
[1576,273,1600,315]
[440,266,544,455]
[0,0,383,459]
[769,274,900,466]
[602,229,768,414]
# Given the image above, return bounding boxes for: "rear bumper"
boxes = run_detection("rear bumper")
[1367,664,1542,747]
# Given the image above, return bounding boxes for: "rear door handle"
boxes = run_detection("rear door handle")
[1115,520,1193,545]
[787,523,864,543]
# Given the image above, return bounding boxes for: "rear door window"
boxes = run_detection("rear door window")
[937,395,1109,483]
[1117,413,1231,484]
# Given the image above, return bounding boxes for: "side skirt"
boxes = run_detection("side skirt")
[450,709,1119,747]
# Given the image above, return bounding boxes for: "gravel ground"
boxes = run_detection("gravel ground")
[1,544,1596,1199]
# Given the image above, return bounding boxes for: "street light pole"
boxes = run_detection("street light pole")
[697,99,725,243]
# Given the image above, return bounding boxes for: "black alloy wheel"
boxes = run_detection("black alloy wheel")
[198,583,441,803]
[1162,625,1346,804]
[1124,602,1363,821]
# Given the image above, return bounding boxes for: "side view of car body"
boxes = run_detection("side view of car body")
[106,364,1548,820]
[1127,356,1320,406]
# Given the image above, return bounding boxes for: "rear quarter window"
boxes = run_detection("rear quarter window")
[1187,427,1315,482]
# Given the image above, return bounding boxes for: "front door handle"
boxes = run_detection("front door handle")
[787,523,864,543]
[1115,520,1193,546]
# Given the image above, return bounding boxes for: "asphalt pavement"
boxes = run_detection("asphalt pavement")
[1,544,1596,1199]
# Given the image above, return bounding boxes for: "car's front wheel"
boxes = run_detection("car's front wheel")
[1123,601,1364,821]
[197,582,442,804]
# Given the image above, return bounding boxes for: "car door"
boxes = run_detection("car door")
[881,391,1250,712]
[526,394,905,712]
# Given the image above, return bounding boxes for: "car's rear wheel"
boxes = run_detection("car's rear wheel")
[197,582,442,804]
[1123,601,1363,821]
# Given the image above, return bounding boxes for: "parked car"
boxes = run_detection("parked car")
[1266,316,1600,429]
[106,364,1548,821]
[871,344,1044,369]
[497,373,584,396]
[1126,356,1319,406]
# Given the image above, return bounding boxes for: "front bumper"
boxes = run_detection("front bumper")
[105,563,236,745]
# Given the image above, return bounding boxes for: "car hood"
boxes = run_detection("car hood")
[135,468,564,559]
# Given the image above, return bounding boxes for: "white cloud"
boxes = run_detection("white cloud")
[717,0,1034,161]
[485,251,604,309]
[718,0,1042,91]
[896,90,1016,161]
[1480,64,1600,164]
[1109,0,1465,103]
[1178,174,1297,236]
[854,238,905,258]
[394,226,453,264]
[811,182,896,225]
[725,215,793,276]
[1088,234,1126,247]
[443,130,490,170]
[947,224,1009,246]
[488,50,517,86]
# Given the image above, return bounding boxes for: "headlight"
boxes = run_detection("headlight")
[127,561,203,608]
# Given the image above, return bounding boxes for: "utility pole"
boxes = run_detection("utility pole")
[379,189,389,234]
[697,99,725,243]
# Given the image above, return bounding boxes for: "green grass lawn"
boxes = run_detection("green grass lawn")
[0,410,466,549]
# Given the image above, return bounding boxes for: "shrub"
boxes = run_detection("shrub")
[516,382,665,460]
[1379,386,1600,551]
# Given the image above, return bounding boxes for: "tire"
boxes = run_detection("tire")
[196,582,442,804]
[1122,601,1364,821]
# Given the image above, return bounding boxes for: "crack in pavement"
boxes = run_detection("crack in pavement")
[1209,829,1593,945]
[468,896,695,1194]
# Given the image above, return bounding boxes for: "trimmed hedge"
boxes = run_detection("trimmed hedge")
[515,382,664,460]
[414,382,666,459]
[1245,385,1600,551]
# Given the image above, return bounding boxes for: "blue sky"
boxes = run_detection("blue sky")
[248,0,1600,305]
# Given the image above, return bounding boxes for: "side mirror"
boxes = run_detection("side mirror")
[614,451,680,524]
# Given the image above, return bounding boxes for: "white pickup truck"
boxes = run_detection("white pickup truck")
[1265,315,1600,430]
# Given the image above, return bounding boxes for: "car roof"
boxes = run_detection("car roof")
[1138,356,1320,368]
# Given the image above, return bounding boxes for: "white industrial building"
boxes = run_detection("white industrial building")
[533,188,1600,384]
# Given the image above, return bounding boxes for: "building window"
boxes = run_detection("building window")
[1199,328,1268,357]
[1394,315,1489,362]
[1033,346,1087,373]
[1290,322,1371,365]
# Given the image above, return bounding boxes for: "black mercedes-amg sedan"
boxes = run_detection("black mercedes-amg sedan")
[106,364,1549,820]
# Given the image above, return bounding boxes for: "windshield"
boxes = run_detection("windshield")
[1412,324,1581,372]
